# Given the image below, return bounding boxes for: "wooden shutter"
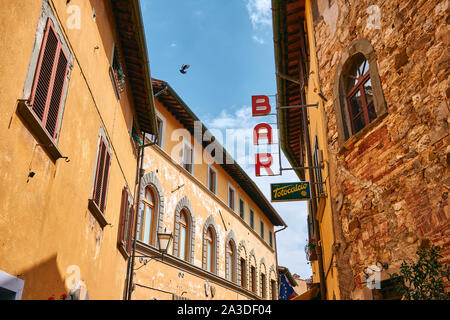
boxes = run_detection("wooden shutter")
[117,187,128,247]
[126,206,135,254]
[93,138,111,213]
[117,187,135,256]
[29,18,69,140]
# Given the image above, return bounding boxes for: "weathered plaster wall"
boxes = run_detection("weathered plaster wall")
[0,0,139,299]
[312,0,449,299]
[132,100,279,300]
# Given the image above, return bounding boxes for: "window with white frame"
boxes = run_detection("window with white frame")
[207,165,217,194]
[228,184,236,211]
[182,140,194,174]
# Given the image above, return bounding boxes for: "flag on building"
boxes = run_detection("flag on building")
[279,273,297,300]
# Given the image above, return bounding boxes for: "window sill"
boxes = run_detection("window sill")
[339,111,388,154]
[117,243,130,260]
[16,99,64,161]
[88,199,109,229]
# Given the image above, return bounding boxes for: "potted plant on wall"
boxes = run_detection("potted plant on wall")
[307,238,318,261]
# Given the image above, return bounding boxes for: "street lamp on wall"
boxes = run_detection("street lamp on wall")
[156,231,173,255]
[134,231,174,271]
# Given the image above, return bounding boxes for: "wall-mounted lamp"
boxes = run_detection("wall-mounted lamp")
[134,231,173,271]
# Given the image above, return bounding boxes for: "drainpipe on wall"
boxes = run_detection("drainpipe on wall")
[274,224,287,299]
[126,133,158,300]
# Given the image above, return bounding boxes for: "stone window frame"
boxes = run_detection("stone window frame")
[333,38,387,150]
[269,265,278,300]
[202,215,219,274]
[237,240,248,289]
[248,249,258,294]
[224,230,238,284]
[173,196,195,263]
[137,171,165,249]
[259,258,267,299]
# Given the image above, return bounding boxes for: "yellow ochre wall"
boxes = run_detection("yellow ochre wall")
[0,0,139,299]
[131,99,279,300]
[303,0,341,300]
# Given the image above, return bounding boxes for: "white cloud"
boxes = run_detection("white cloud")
[245,0,272,29]
[170,42,177,48]
[204,105,312,279]
[252,35,265,44]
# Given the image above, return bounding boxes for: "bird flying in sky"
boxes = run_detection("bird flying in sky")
[179,64,190,74]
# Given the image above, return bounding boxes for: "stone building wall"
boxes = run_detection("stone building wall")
[311,0,449,299]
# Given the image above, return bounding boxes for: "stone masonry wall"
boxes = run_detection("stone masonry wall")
[312,0,449,299]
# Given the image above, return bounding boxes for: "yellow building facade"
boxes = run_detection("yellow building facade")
[0,0,284,300]
[272,0,341,300]
[129,80,285,300]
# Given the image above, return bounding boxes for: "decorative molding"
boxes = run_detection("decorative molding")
[202,215,220,274]
[225,230,238,284]
[333,38,387,149]
[137,171,165,247]
[173,196,195,263]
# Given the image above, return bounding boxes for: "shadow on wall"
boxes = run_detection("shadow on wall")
[18,254,67,300]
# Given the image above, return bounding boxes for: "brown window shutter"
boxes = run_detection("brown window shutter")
[45,47,69,139]
[126,205,135,255]
[93,140,106,209]
[117,187,128,247]
[99,151,111,212]
[29,18,69,140]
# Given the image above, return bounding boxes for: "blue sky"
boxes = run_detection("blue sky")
[141,0,312,279]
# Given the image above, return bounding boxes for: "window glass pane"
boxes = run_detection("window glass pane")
[143,205,152,244]
[353,113,366,134]
[349,90,363,118]
[180,225,186,260]
[363,78,373,105]
[227,254,232,281]
[207,242,212,272]
[368,102,377,123]
[239,199,244,219]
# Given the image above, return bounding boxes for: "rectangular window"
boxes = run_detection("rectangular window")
[269,231,273,248]
[250,266,256,293]
[313,137,324,196]
[92,137,111,214]
[150,115,165,148]
[182,142,193,174]
[109,44,125,98]
[117,187,135,258]
[271,280,277,300]
[208,166,217,194]
[29,18,69,141]
[250,209,254,229]
[261,273,267,298]
[228,185,235,211]
[239,198,244,220]
[240,258,246,288]
[260,220,264,239]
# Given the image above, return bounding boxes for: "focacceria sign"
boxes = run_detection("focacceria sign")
[271,182,311,202]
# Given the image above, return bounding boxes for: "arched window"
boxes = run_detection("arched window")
[226,241,235,282]
[345,54,376,135]
[173,196,195,263]
[333,38,387,148]
[140,186,157,245]
[206,227,215,273]
[178,210,189,261]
